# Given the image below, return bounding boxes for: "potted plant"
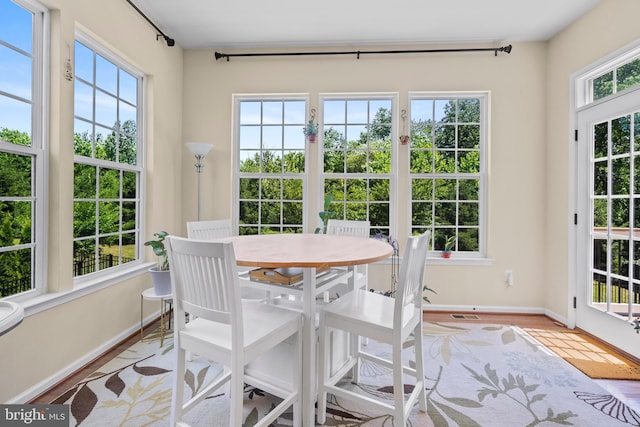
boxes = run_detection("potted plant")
[303,119,319,142]
[144,231,172,295]
[314,194,335,234]
[442,235,456,259]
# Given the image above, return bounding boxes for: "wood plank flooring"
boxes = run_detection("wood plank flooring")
[30,311,640,412]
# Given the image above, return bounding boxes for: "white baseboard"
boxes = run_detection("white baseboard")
[8,311,163,404]
[423,304,569,328]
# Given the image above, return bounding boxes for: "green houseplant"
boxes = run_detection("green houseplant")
[314,194,335,234]
[302,119,319,142]
[144,231,172,295]
[442,235,456,259]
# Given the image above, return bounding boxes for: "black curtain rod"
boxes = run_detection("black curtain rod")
[126,0,175,47]
[215,44,512,61]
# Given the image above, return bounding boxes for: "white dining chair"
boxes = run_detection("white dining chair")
[316,231,430,425]
[166,236,302,427]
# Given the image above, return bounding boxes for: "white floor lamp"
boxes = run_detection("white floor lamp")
[186,142,214,221]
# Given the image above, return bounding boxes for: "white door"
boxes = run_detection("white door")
[576,87,640,347]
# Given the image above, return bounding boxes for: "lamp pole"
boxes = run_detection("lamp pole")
[186,142,214,221]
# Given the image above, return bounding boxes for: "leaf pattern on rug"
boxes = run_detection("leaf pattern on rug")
[461,362,578,426]
[423,323,515,365]
[574,391,640,426]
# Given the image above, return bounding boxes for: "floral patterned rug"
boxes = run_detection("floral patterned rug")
[52,322,640,426]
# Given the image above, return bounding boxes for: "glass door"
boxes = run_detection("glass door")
[576,87,640,340]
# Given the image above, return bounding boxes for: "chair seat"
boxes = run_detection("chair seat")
[322,289,419,340]
[179,300,301,363]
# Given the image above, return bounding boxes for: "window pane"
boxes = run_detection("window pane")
[0,97,32,138]
[96,54,117,95]
[617,57,640,92]
[0,151,31,197]
[0,249,32,297]
[593,71,613,101]
[99,168,120,198]
[0,0,32,52]
[74,202,96,237]
[74,41,94,82]
[74,164,96,198]
[0,44,32,100]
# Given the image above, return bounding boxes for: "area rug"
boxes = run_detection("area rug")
[524,327,640,381]
[52,323,640,426]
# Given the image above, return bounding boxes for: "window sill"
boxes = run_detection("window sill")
[18,262,155,317]
[426,256,494,266]
[375,256,493,266]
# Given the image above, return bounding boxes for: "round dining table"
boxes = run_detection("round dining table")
[218,233,392,425]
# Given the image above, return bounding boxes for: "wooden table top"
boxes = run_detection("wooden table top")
[218,233,393,269]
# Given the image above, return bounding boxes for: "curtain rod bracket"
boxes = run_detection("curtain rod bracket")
[127,0,175,47]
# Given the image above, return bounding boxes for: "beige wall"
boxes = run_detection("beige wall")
[0,0,183,402]
[545,0,640,338]
[182,43,549,310]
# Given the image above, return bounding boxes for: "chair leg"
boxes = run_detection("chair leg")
[392,337,406,425]
[170,344,186,426]
[229,357,244,426]
[316,318,329,425]
[292,325,302,427]
[414,322,427,412]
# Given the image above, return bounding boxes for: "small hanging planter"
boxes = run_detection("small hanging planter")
[303,108,318,143]
[303,119,318,143]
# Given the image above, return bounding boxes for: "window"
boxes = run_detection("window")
[409,94,487,257]
[235,97,307,235]
[73,35,143,278]
[592,56,640,102]
[0,0,48,298]
[320,96,395,237]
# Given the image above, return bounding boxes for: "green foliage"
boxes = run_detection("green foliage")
[302,119,318,137]
[145,231,169,271]
[314,194,335,234]
[444,235,456,252]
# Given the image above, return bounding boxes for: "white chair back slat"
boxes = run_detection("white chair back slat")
[326,219,370,237]
[394,232,430,322]
[186,219,233,240]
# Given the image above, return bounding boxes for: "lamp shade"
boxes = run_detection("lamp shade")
[186,142,214,156]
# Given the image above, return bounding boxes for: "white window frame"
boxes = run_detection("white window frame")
[408,92,489,259]
[232,94,309,234]
[318,93,398,237]
[72,30,145,284]
[575,39,640,109]
[0,0,49,301]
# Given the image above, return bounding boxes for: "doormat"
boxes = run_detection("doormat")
[525,328,640,380]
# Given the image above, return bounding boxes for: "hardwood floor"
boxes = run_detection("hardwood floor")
[424,310,640,411]
[30,311,640,412]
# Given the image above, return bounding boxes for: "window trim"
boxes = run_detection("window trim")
[575,38,640,110]
[408,91,489,259]
[72,29,147,284]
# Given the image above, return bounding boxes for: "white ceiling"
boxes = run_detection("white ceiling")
[132,0,600,51]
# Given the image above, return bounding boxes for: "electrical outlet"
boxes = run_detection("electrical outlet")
[505,270,514,286]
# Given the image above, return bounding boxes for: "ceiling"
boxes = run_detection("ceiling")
[132,0,600,51]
